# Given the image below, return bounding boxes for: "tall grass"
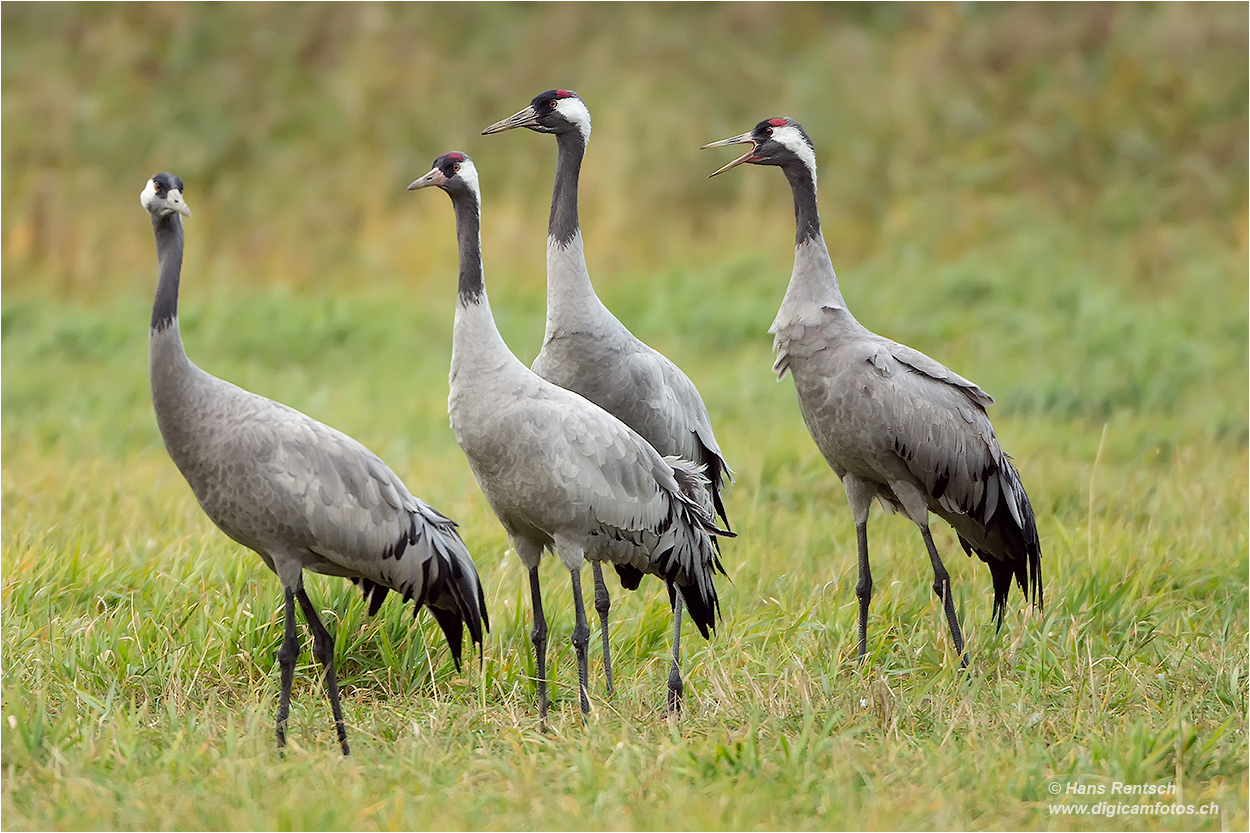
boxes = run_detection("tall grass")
[3,3,1247,830]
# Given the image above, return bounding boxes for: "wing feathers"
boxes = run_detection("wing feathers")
[856,339,1041,623]
[228,401,489,664]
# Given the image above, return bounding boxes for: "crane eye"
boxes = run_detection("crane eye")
[452,163,461,173]
[153,182,162,192]
[764,127,773,137]
[549,100,558,109]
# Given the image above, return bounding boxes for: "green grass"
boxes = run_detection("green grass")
[2,3,1247,830]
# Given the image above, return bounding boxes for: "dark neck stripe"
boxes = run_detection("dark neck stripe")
[549,131,584,248]
[783,163,821,246]
[150,213,184,332]
[452,191,485,304]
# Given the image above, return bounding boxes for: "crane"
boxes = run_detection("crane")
[483,89,733,697]
[407,153,728,718]
[703,120,1042,665]
[142,173,488,755]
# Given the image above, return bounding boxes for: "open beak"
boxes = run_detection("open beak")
[482,105,541,135]
[700,132,758,177]
[407,167,446,191]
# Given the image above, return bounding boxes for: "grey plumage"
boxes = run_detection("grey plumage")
[408,153,728,721]
[142,173,488,755]
[483,90,733,700]
[704,119,1041,664]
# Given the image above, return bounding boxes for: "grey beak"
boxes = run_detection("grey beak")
[701,132,758,177]
[407,168,446,191]
[169,188,192,217]
[482,105,541,135]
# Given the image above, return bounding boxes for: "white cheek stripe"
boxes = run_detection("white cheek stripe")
[774,124,817,181]
[556,97,592,143]
[458,159,483,203]
[140,178,157,210]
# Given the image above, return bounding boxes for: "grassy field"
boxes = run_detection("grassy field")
[3,4,1247,830]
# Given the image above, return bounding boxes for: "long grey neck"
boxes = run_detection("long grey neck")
[776,163,852,318]
[543,130,612,338]
[783,162,822,247]
[549,131,585,247]
[151,213,184,332]
[148,210,205,467]
[448,187,517,365]
[452,191,486,305]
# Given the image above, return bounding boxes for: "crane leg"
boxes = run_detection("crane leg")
[667,592,684,713]
[569,566,592,716]
[528,565,549,727]
[591,561,615,696]
[275,587,300,751]
[842,475,875,663]
[920,526,968,669]
[296,588,350,756]
[855,520,872,663]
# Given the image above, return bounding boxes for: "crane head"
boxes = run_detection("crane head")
[701,117,816,178]
[407,152,481,201]
[140,173,192,217]
[482,89,591,144]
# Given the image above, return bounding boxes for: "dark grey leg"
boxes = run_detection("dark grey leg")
[569,567,591,715]
[855,520,872,662]
[296,588,350,756]
[920,526,968,668]
[528,565,549,726]
[667,592,685,713]
[841,476,875,666]
[591,561,615,696]
[275,587,299,751]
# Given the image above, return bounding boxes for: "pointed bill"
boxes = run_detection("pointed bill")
[169,189,193,216]
[700,132,758,177]
[407,167,446,191]
[482,105,541,135]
